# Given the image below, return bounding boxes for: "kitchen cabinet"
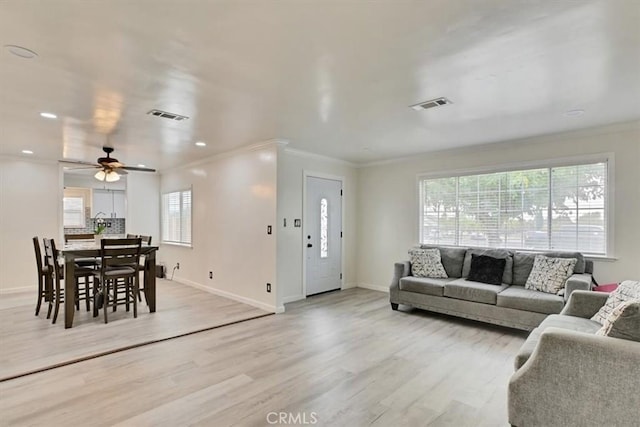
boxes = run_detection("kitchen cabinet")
[92,189,126,218]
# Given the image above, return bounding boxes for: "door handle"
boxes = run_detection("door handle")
[307,244,313,248]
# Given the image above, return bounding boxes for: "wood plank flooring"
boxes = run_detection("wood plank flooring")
[0,280,270,380]
[0,289,527,426]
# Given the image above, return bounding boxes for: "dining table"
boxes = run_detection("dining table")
[61,242,159,328]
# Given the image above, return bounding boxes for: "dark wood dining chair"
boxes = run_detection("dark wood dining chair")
[42,238,94,324]
[33,236,51,316]
[92,238,142,323]
[135,235,152,301]
[64,233,100,269]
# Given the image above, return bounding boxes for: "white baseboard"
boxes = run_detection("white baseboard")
[282,294,305,304]
[357,283,389,293]
[172,277,280,313]
[342,282,357,289]
[0,286,31,295]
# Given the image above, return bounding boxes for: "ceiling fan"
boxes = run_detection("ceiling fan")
[61,146,156,182]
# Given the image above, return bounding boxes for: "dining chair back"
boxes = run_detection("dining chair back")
[139,235,152,245]
[93,238,142,323]
[33,236,51,316]
[64,233,95,243]
[43,238,93,324]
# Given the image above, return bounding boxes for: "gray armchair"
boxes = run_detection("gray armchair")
[508,291,640,427]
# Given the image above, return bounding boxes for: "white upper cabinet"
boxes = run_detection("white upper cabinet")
[93,189,126,218]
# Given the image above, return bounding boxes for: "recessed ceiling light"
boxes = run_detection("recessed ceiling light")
[4,45,38,59]
[21,150,34,154]
[195,141,206,147]
[137,164,146,168]
[40,112,57,119]
[564,109,585,117]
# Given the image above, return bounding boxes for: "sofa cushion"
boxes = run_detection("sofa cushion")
[592,280,640,324]
[514,314,601,369]
[419,245,466,278]
[399,277,453,296]
[525,255,577,294]
[497,286,564,315]
[513,252,586,285]
[595,300,640,342]
[467,254,506,285]
[462,249,513,284]
[408,248,448,278]
[444,278,509,305]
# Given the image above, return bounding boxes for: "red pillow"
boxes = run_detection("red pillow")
[593,283,619,293]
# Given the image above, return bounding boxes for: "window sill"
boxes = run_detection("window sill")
[161,241,193,248]
[585,255,618,262]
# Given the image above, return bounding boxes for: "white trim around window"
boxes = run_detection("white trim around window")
[161,188,193,247]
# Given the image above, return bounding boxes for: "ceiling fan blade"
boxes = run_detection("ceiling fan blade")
[64,166,101,170]
[59,159,100,167]
[116,169,128,175]
[120,165,157,172]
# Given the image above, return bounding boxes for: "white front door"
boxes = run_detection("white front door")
[305,176,342,296]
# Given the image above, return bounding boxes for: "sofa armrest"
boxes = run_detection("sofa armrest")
[560,290,609,318]
[509,328,640,427]
[390,262,410,304]
[564,273,592,301]
[390,261,410,289]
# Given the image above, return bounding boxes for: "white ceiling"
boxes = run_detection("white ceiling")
[1,0,639,170]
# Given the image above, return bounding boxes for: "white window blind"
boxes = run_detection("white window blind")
[419,161,607,255]
[63,196,85,228]
[162,189,192,245]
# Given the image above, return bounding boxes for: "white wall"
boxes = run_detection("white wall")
[356,122,640,290]
[0,157,60,292]
[158,143,278,312]
[126,173,160,245]
[276,148,358,307]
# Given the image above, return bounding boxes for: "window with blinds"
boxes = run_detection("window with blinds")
[419,160,608,255]
[162,189,192,245]
[63,196,85,227]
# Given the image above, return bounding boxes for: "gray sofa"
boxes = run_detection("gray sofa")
[509,290,640,426]
[389,246,594,331]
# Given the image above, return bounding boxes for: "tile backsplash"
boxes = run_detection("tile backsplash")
[64,207,125,235]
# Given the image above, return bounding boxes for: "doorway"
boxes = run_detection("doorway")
[304,175,343,296]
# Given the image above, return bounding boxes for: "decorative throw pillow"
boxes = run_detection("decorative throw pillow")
[592,280,640,324]
[595,300,640,342]
[467,254,506,285]
[524,255,577,294]
[408,248,448,278]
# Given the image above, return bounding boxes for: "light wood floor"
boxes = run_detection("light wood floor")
[0,280,270,380]
[0,289,527,426]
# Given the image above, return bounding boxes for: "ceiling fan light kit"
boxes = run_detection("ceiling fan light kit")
[94,169,120,182]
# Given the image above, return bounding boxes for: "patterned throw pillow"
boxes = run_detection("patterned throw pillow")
[524,255,577,294]
[595,300,640,342]
[409,248,448,278]
[592,280,640,325]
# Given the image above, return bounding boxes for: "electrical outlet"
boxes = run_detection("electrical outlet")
[176,262,180,270]
[266,283,271,293]
[209,271,213,279]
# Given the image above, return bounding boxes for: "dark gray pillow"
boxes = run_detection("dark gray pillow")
[467,254,506,285]
[462,248,513,284]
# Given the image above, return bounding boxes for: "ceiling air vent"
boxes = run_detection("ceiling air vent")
[410,97,453,111]
[147,109,189,121]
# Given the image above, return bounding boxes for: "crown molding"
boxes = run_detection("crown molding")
[283,147,358,168]
[162,139,288,174]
